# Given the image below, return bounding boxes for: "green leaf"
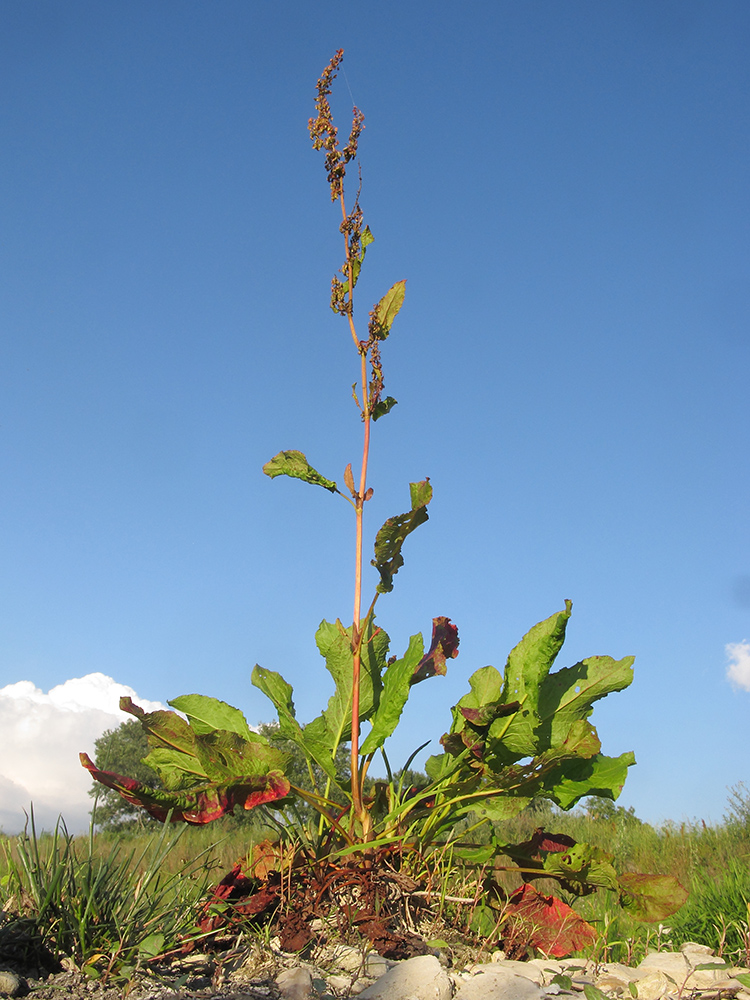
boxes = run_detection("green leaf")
[495,602,573,758]
[372,396,397,421]
[538,653,635,749]
[304,618,389,754]
[552,975,573,990]
[117,697,290,791]
[262,450,337,492]
[372,479,432,593]
[457,793,532,822]
[138,933,166,959]
[584,985,612,1000]
[617,872,689,922]
[168,694,253,740]
[543,841,620,893]
[369,280,406,340]
[251,665,338,782]
[360,634,424,754]
[545,751,636,810]
[733,974,750,990]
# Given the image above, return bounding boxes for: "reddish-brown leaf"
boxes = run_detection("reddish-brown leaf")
[80,753,290,824]
[411,617,460,683]
[504,884,597,958]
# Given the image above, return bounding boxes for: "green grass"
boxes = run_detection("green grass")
[0,811,221,984]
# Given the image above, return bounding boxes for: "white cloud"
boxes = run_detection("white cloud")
[0,674,165,835]
[726,640,750,692]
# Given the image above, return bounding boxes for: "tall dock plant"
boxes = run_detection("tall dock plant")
[82,51,687,953]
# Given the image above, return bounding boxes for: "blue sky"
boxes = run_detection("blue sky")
[2,1,749,829]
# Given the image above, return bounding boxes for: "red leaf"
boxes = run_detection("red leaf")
[504,884,597,958]
[411,617,459,683]
[515,828,577,858]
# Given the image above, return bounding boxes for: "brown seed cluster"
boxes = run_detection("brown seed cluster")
[308,49,365,203]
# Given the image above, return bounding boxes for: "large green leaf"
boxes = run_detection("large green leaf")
[368,280,406,340]
[304,618,390,754]
[495,602,573,758]
[251,665,339,782]
[262,450,337,492]
[372,480,433,593]
[543,751,636,810]
[360,634,424,754]
[169,694,254,739]
[538,653,635,748]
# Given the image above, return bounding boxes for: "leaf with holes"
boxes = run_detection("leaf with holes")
[372,480,432,593]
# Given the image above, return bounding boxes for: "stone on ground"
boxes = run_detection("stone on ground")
[357,954,452,1000]
[453,965,546,1000]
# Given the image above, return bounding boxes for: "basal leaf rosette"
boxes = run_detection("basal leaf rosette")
[426,602,636,817]
[82,694,291,824]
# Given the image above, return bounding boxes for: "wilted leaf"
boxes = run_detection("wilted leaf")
[80,753,290,824]
[411,617,459,683]
[618,872,689,922]
[262,450,337,492]
[504,884,597,957]
[372,479,433,593]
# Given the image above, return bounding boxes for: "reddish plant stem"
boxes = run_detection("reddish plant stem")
[338,189,370,826]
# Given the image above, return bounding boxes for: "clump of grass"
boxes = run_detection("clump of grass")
[0,809,219,984]
[667,857,750,964]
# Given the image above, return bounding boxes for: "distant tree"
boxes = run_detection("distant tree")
[584,796,642,826]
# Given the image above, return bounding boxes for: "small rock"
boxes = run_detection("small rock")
[358,954,452,1000]
[595,967,640,995]
[0,971,21,998]
[321,943,367,974]
[527,959,564,983]
[637,952,690,979]
[630,970,676,1000]
[454,966,546,1000]
[680,941,715,960]
[277,966,314,1000]
[326,973,361,993]
[469,959,544,984]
